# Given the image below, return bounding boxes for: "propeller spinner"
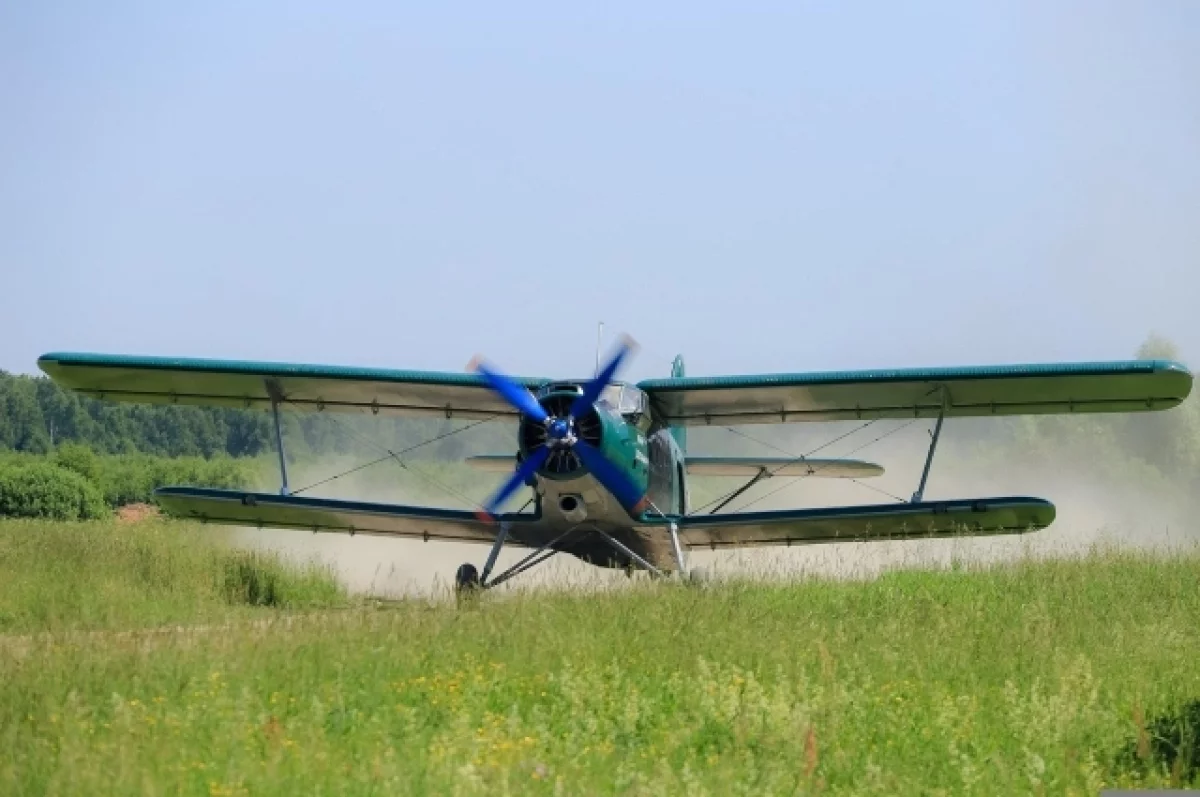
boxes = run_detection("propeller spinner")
[471,336,648,522]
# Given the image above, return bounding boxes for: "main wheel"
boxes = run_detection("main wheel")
[455,563,481,593]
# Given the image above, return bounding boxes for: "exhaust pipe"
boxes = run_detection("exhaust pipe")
[558,494,588,523]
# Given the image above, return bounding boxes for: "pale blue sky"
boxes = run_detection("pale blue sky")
[4,1,1198,382]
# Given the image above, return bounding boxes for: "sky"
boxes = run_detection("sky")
[3,1,1199,383]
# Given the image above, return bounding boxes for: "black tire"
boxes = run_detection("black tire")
[455,563,481,592]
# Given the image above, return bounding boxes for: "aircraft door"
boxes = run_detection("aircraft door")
[646,430,675,514]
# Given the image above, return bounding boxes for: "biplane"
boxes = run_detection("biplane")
[38,340,1193,591]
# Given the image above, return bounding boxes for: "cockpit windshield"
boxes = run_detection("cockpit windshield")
[600,384,650,428]
[539,382,650,428]
[599,384,624,410]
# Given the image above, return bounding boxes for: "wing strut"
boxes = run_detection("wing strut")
[911,386,947,503]
[266,379,290,496]
[708,466,771,514]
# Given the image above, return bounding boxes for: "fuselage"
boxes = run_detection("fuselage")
[516,380,691,570]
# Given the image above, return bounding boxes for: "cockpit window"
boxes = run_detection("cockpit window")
[619,386,647,415]
[597,385,646,413]
[599,384,624,410]
[577,384,651,430]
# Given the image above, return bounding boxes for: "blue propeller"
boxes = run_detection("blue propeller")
[471,337,648,521]
[470,359,549,423]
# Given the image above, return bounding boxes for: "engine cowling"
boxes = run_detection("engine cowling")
[519,392,602,476]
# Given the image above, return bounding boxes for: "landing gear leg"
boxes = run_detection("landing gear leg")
[593,529,665,579]
[457,526,581,593]
[668,520,688,576]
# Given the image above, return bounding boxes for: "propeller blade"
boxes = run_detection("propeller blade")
[470,357,549,423]
[570,335,637,418]
[573,439,649,516]
[476,446,551,522]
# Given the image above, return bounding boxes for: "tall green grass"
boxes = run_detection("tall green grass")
[1,519,1198,794]
[0,519,346,633]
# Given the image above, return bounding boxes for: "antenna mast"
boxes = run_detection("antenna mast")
[594,321,604,377]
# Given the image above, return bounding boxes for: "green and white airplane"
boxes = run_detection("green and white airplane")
[38,340,1193,591]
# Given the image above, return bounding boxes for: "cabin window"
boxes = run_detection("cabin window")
[599,385,651,432]
[619,387,651,431]
[599,384,624,410]
[618,387,644,415]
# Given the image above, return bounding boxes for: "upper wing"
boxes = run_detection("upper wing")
[682,457,883,478]
[38,352,548,420]
[155,487,541,543]
[638,360,1193,425]
[673,496,1054,548]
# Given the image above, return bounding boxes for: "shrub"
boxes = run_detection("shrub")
[0,461,108,520]
[54,442,101,482]
[98,453,257,507]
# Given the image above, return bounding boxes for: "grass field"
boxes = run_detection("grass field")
[2,519,1199,795]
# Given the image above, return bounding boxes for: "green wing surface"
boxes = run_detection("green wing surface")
[683,457,884,478]
[155,487,537,543]
[38,352,548,420]
[674,497,1054,548]
[639,360,1192,425]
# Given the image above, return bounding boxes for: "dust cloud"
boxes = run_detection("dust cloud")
[685,419,1199,583]
[231,415,1199,599]
[233,451,629,599]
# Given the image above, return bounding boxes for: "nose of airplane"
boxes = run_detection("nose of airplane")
[470,335,647,519]
[548,418,570,441]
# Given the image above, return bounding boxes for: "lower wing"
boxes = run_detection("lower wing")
[155,487,537,543]
[675,497,1054,548]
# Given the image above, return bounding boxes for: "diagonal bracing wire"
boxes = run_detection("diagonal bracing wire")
[725,422,912,502]
[847,478,909,504]
[687,420,880,515]
[719,419,922,514]
[281,403,505,510]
